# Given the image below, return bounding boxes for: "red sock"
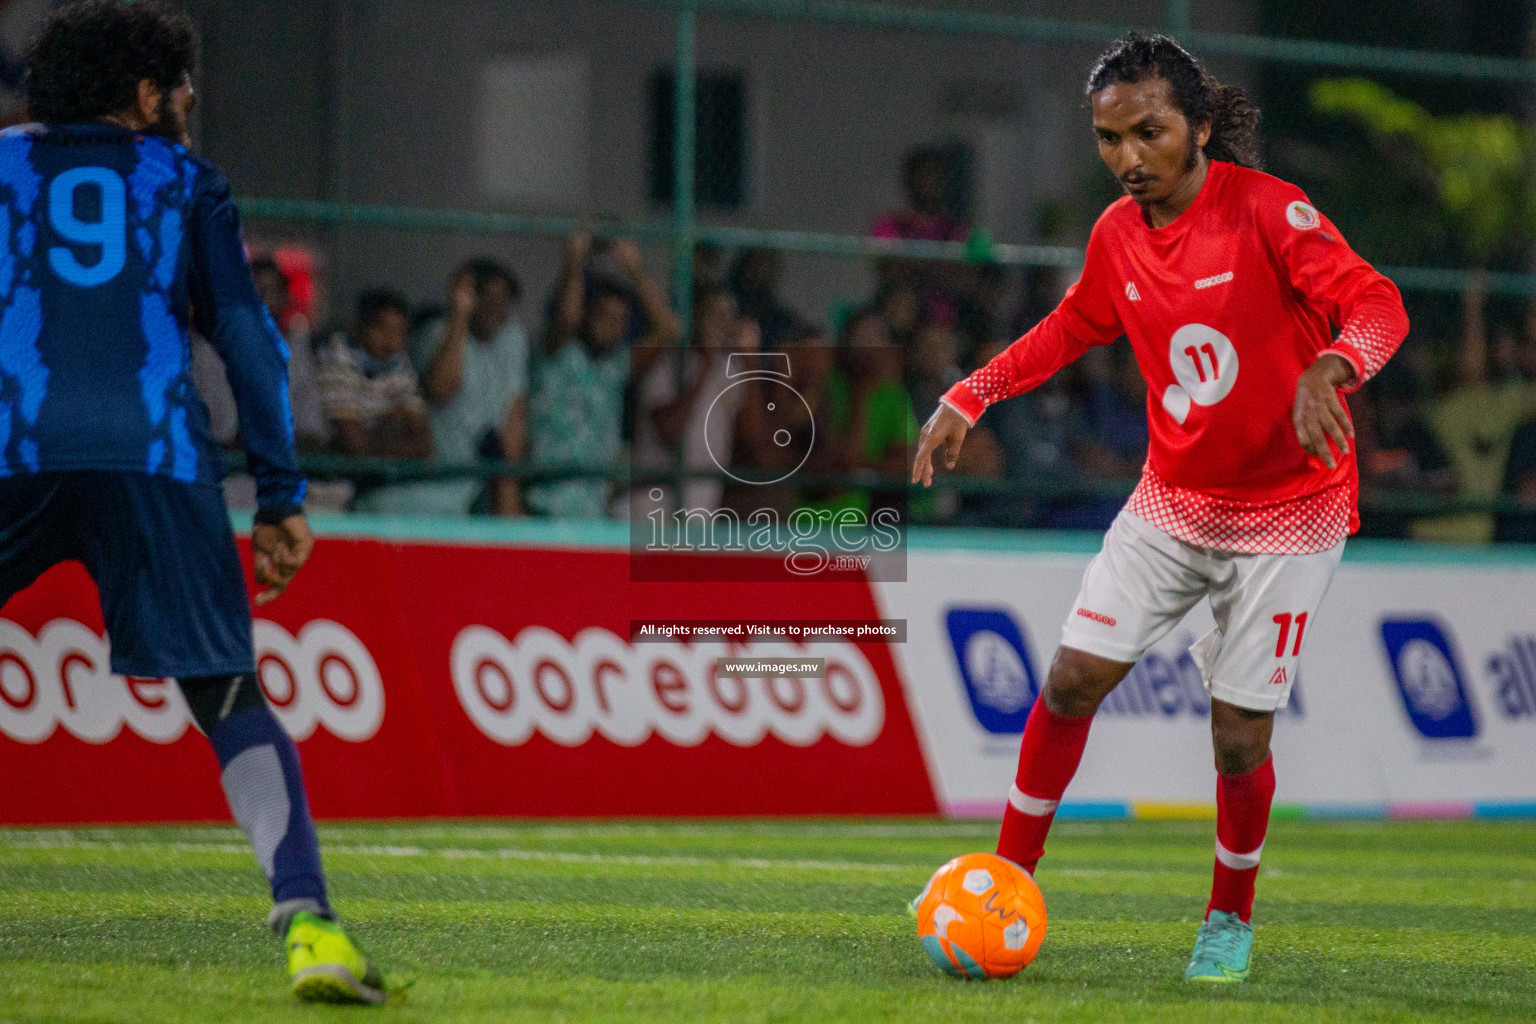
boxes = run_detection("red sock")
[1207,754,1275,923]
[996,701,1094,874]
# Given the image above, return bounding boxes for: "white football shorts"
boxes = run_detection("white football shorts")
[1059,510,1344,712]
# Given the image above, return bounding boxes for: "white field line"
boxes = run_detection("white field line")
[0,835,1182,877]
[324,822,1013,841]
[0,836,929,874]
[0,822,1010,845]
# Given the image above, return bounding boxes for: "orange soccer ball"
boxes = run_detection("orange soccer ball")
[914,852,1047,979]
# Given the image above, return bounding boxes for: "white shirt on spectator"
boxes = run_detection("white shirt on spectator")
[632,349,742,513]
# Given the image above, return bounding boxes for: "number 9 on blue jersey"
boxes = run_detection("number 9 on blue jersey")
[48,165,127,288]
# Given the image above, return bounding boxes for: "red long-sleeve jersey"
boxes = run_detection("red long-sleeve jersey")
[943,160,1408,554]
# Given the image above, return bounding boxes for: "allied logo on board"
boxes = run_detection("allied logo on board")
[0,618,386,744]
[1380,618,1536,740]
[944,608,1039,734]
[1380,619,1477,739]
[942,606,1299,734]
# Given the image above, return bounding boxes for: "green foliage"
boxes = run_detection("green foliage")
[1311,78,1531,261]
[2,819,1535,1022]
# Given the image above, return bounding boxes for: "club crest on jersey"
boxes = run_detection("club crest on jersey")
[1285,201,1320,231]
[1125,281,1141,301]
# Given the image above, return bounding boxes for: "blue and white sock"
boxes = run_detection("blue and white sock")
[179,675,330,933]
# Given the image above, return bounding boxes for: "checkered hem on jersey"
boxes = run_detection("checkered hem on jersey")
[1126,468,1352,554]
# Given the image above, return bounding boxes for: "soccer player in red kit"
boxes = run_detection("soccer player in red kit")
[912,34,1408,983]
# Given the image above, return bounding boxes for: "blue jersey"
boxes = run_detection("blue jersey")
[0,122,304,511]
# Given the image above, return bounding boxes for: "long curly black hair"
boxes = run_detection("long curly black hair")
[26,0,196,125]
[1086,33,1261,169]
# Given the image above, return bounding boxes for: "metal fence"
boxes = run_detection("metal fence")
[228,0,1536,525]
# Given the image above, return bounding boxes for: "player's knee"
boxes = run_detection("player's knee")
[178,674,269,737]
[1210,706,1273,776]
[1042,648,1123,717]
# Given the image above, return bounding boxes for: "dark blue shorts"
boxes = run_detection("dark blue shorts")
[0,471,254,678]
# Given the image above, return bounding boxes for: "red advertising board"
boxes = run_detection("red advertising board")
[0,535,937,823]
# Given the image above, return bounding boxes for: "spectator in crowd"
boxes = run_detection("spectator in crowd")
[528,234,679,518]
[192,256,327,451]
[964,334,1085,528]
[1017,265,1067,338]
[1497,310,1536,542]
[188,332,239,448]
[834,311,910,457]
[873,280,922,353]
[908,314,1005,523]
[632,285,755,514]
[1078,342,1148,479]
[1048,342,1148,531]
[955,261,1014,366]
[951,265,1079,529]
[318,289,433,469]
[812,309,918,519]
[909,314,962,420]
[871,148,967,245]
[693,242,726,293]
[727,247,797,350]
[1497,416,1536,542]
[385,258,530,516]
[1422,277,1535,542]
[189,255,344,508]
[253,257,328,448]
[1353,356,1457,539]
[724,320,840,519]
[871,148,970,323]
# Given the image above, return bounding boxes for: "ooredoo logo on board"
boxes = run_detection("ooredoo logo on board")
[451,626,886,748]
[0,618,386,744]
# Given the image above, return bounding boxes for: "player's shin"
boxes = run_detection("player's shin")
[996,701,1094,873]
[178,675,331,931]
[1207,754,1275,923]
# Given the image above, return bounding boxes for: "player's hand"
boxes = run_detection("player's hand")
[252,513,315,606]
[448,271,477,322]
[912,402,971,487]
[1293,353,1356,470]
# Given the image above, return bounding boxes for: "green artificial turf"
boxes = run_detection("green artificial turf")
[0,819,1532,1022]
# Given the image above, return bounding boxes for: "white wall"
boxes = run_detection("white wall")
[187,0,1258,328]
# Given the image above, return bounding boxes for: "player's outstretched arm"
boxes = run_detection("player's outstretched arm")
[253,513,315,605]
[911,402,971,487]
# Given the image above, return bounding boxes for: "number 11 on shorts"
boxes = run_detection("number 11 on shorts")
[1271,612,1308,658]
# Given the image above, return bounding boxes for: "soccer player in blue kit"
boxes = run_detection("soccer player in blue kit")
[0,1,389,1004]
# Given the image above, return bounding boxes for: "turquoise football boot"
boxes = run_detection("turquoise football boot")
[1184,909,1254,983]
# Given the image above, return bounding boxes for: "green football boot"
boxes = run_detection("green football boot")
[1184,909,1254,983]
[285,911,389,1005]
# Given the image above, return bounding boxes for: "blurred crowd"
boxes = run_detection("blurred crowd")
[201,150,1536,542]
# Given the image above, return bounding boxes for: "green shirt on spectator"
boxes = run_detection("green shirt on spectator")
[1419,380,1536,543]
[526,339,627,518]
